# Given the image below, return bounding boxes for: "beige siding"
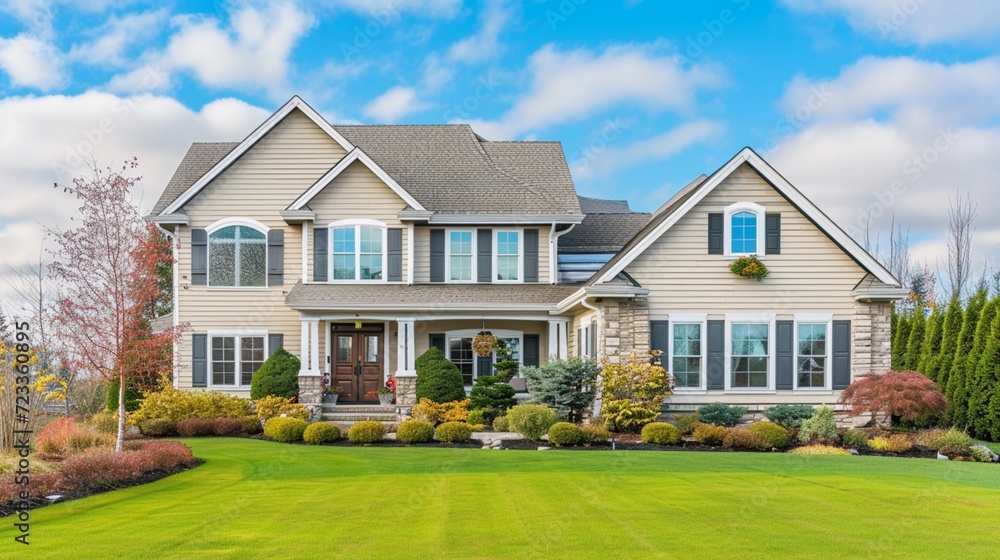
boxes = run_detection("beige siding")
[626,163,866,318]
[412,225,552,284]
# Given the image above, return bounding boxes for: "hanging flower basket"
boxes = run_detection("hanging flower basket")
[730,255,769,280]
[472,331,496,357]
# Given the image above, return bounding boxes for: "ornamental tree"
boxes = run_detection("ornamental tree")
[838,370,947,426]
[49,160,184,451]
[598,353,672,433]
[522,358,600,423]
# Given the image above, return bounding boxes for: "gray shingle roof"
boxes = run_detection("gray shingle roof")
[151,142,238,215]
[559,213,652,254]
[285,281,578,310]
[577,196,632,214]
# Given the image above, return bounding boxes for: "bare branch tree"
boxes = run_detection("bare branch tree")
[946,191,977,300]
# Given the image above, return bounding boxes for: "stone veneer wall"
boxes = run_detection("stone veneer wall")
[395,373,417,417]
[597,295,650,361]
[297,375,322,406]
[852,301,893,376]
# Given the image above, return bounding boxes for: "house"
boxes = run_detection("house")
[147,96,907,419]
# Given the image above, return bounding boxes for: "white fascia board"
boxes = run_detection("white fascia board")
[287,148,425,211]
[145,213,189,225]
[427,214,585,225]
[161,96,355,216]
[288,302,559,312]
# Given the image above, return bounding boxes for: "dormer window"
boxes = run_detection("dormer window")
[723,202,766,257]
[328,220,386,281]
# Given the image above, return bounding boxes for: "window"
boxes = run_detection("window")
[447,230,474,281]
[731,323,769,388]
[330,224,384,281]
[797,323,828,388]
[211,335,265,387]
[672,323,702,388]
[449,338,475,386]
[730,212,757,254]
[209,225,266,286]
[494,230,521,282]
[447,329,523,385]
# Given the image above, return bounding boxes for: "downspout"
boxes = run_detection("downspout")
[154,223,181,389]
[580,294,602,418]
[548,222,576,284]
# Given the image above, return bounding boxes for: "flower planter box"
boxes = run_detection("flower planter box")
[322,394,339,405]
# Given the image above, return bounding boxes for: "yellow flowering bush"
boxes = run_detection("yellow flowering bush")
[130,386,252,423]
[410,398,470,426]
[254,395,309,422]
[599,354,672,433]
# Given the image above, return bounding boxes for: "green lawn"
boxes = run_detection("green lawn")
[27,438,1000,559]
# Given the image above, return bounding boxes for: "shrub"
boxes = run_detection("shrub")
[131,387,252,423]
[673,413,700,436]
[254,395,309,422]
[599,356,671,433]
[762,405,815,429]
[491,415,511,432]
[747,422,791,449]
[88,410,119,434]
[107,376,146,413]
[415,347,466,403]
[303,422,341,444]
[580,422,610,443]
[435,421,473,443]
[37,418,113,460]
[467,409,487,427]
[969,446,994,463]
[790,445,851,456]
[410,398,470,426]
[842,429,870,448]
[915,428,971,451]
[693,423,728,446]
[697,403,747,427]
[868,434,913,454]
[175,417,250,437]
[547,422,583,446]
[839,370,947,426]
[723,428,769,451]
[348,420,386,444]
[249,348,300,400]
[58,440,196,492]
[798,404,838,444]
[641,422,681,445]
[523,358,600,422]
[263,417,308,443]
[469,376,517,420]
[396,419,435,443]
[507,404,558,440]
[139,419,177,437]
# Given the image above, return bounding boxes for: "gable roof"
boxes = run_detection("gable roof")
[560,213,651,254]
[589,148,900,287]
[151,142,239,215]
[578,195,632,213]
[288,147,426,211]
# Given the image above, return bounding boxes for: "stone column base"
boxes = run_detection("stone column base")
[394,372,417,418]
[298,375,322,407]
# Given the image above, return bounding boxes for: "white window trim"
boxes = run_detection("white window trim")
[668,313,707,392]
[492,228,524,284]
[724,313,775,393]
[723,202,766,257]
[793,314,833,391]
[327,219,388,283]
[577,313,596,359]
[205,218,270,289]
[206,330,268,389]
[445,228,476,283]
[445,328,524,385]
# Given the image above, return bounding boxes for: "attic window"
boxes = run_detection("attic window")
[723,202,766,257]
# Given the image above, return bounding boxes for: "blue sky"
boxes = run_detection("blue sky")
[1,0,999,295]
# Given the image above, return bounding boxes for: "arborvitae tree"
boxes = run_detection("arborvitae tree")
[891,309,911,371]
[932,297,963,386]
[916,305,944,379]
[966,297,1000,438]
[946,288,988,426]
[902,305,926,371]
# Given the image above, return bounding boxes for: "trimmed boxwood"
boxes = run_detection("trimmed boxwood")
[415,348,466,403]
[641,422,681,445]
[348,420,386,444]
[435,421,473,443]
[396,419,435,443]
[697,402,747,427]
[264,417,308,443]
[250,348,300,400]
[303,422,341,444]
[747,422,791,449]
[547,422,583,446]
[507,404,557,440]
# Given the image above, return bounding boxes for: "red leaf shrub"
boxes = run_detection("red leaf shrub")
[839,370,947,425]
[36,417,114,460]
[176,417,250,437]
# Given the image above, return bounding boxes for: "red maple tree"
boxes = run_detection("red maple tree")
[839,370,947,426]
[49,159,184,451]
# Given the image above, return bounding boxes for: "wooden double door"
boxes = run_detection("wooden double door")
[330,325,384,403]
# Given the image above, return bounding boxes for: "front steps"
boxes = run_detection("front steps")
[320,404,398,426]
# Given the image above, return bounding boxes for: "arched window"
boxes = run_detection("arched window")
[730,211,758,254]
[330,221,385,281]
[209,225,266,286]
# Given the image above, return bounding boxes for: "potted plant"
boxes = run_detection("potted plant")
[376,385,394,406]
[322,386,343,405]
[729,255,769,280]
[365,390,378,402]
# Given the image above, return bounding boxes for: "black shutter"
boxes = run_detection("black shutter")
[577,328,583,357]
[192,333,207,387]
[477,229,492,283]
[191,229,208,285]
[650,321,669,366]
[428,333,446,354]
[706,320,725,389]
[477,355,494,377]
[708,213,723,255]
[523,334,540,367]
[833,320,851,389]
[776,320,793,390]
[387,228,403,282]
[766,213,781,255]
[267,229,284,286]
[268,333,284,357]
[313,227,328,282]
[430,229,445,283]
[524,228,539,282]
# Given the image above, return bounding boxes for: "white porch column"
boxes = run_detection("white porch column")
[397,319,416,374]
[548,320,559,361]
[309,320,320,374]
[558,320,569,360]
[300,321,309,373]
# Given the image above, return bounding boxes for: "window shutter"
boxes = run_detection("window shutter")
[524,228,539,282]
[708,213,724,255]
[387,228,403,282]
[477,229,492,283]
[192,333,207,387]
[191,229,208,285]
[313,227,328,282]
[428,333,446,354]
[268,333,284,357]
[776,320,793,390]
[833,320,851,389]
[706,320,725,389]
[766,213,781,255]
[523,334,540,367]
[650,320,669,366]
[430,229,445,283]
[267,229,284,286]
[577,328,583,357]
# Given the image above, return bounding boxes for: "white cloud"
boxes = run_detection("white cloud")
[781,0,1000,45]
[461,43,724,139]
[69,10,168,67]
[324,0,461,18]
[0,34,65,90]
[447,0,512,63]
[363,86,428,122]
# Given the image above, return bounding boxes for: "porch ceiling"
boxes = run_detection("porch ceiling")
[285,281,579,312]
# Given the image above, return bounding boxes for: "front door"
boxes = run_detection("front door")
[331,326,384,403]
